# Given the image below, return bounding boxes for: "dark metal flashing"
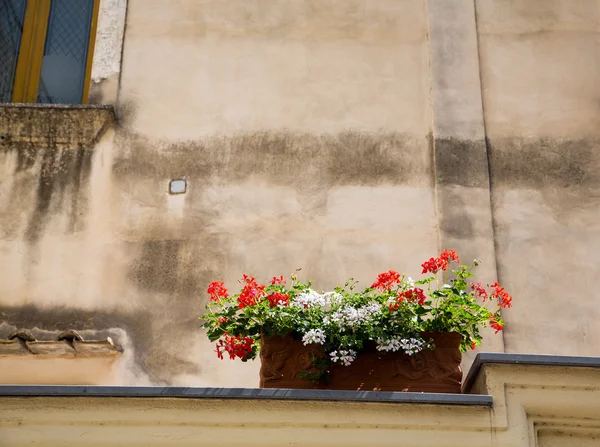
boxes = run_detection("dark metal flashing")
[463,353,600,393]
[0,386,493,406]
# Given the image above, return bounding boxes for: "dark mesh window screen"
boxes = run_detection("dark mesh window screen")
[37,0,94,104]
[0,0,27,103]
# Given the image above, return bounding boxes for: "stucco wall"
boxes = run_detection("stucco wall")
[115,0,436,384]
[476,0,600,355]
[0,0,438,386]
[0,0,599,386]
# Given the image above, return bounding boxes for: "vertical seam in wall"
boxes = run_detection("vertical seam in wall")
[115,0,130,114]
[472,0,507,351]
[424,0,442,254]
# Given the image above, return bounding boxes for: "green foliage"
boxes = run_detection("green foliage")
[298,356,330,383]
[201,251,510,364]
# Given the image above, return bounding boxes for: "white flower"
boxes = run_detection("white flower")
[330,302,382,329]
[330,307,358,328]
[363,301,383,315]
[292,290,343,309]
[292,289,321,308]
[330,349,357,366]
[377,337,425,355]
[302,329,326,345]
[322,291,343,307]
[407,277,415,287]
[442,284,452,289]
[376,336,402,352]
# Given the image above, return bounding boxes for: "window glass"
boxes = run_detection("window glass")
[37,0,94,104]
[0,0,27,103]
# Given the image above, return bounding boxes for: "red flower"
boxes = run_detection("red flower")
[440,249,460,265]
[490,282,512,309]
[397,288,427,306]
[421,249,460,274]
[217,317,228,325]
[267,292,290,307]
[471,342,477,350]
[215,334,255,360]
[242,274,255,284]
[388,303,399,312]
[270,275,286,285]
[489,316,503,333]
[421,257,442,274]
[207,281,229,302]
[471,281,488,301]
[371,270,402,291]
[238,274,266,309]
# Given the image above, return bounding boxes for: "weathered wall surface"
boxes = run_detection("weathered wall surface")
[1,0,437,385]
[476,0,600,355]
[427,0,503,363]
[113,0,435,384]
[0,0,599,386]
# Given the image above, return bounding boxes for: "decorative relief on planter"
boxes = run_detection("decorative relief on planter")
[260,332,462,393]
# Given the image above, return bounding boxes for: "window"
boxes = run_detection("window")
[0,0,99,104]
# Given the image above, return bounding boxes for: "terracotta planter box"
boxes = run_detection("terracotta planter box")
[259,332,463,393]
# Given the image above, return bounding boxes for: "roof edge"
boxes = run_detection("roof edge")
[0,385,492,406]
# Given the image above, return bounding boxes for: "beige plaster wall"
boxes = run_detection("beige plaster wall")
[476,0,600,355]
[119,0,431,138]
[1,0,599,387]
[0,0,437,386]
[113,0,436,384]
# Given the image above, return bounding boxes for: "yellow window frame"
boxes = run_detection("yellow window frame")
[11,0,100,104]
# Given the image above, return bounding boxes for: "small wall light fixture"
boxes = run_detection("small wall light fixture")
[169,179,187,195]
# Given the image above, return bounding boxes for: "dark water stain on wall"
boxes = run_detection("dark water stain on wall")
[0,105,115,244]
[487,137,600,218]
[432,138,491,242]
[68,146,94,234]
[128,238,224,298]
[112,130,432,189]
[112,130,433,299]
[14,144,39,172]
[18,145,94,243]
[488,137,599,189]
[433,138,490,189]
[437,187,475,241]
[124,233,229,382]
[431,137,600,239]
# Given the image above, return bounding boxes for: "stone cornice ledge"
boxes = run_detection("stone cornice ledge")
[463,352,600,393]
[3,355,600,447]
[0,385,492,406]
[0,103,116,149]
